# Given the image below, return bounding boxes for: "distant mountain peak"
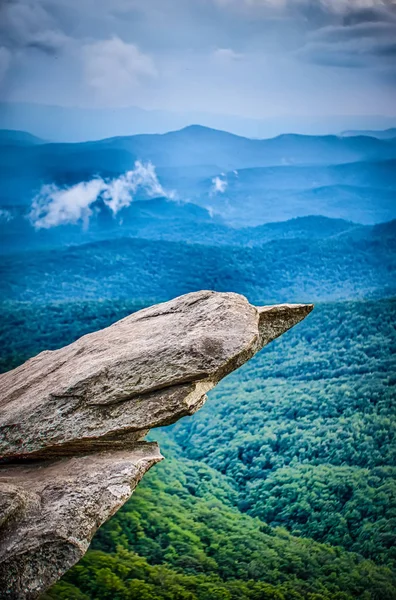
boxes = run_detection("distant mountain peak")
[169,123,243,139]
[0,129,45,145]
[179,124,213,132]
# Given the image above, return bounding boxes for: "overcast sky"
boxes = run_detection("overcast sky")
[0,0,395,119]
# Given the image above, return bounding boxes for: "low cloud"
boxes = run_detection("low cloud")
[211,175,228,194]
[30,161,170,229]
[0,209,13,222]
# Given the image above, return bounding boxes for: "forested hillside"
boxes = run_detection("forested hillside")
[1,295,394,598]
[170,299,396,567]
[42,434,396,600]
[1,125,395,599]
[0,206,362,255]
[1,226,395,303]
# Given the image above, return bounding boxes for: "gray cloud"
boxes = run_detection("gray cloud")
[0,47,11,82]
[342,3,396,24]
[26,29,71,55]
[0,0,73,87]
[0,0,70,51]
[83,37,157,103]
[295,1,396,69]
[0,0,395,117]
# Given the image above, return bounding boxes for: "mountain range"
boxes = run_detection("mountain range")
[2,102,396,141]
[1,124,395,305]
[1,120,396,599]
[342,128,396,140]
[1,125,396,231]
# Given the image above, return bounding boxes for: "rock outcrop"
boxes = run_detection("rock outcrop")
[0,444,161,599]
[0,291,313,599]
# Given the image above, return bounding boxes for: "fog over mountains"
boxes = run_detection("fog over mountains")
[1,120,396,600]
[0,124,395,252]
[1,122,395,306]
[2,0,396,596]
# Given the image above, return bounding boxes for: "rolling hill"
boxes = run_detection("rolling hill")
[342,128,396,140]
[1,219,395,304]
[186,161,396,226]
[0,203,366,254]
[0,129,44,145]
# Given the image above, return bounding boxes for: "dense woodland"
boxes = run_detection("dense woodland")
[171,298,396,567]
[1,228,396,305]
[1,296,395,599]
[1,122,395,599]
[42,433,396,600]
[0,127,395,596]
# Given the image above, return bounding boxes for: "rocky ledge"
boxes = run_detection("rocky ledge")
[0,291,313,599]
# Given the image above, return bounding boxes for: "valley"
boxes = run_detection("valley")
[0,124,395,599]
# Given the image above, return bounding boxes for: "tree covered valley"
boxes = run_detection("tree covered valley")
[1,295,395,599]
[0,126,395,599]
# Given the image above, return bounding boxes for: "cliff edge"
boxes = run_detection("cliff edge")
[0,290,313,599]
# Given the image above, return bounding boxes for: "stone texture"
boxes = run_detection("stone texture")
[0,290,313,599]
[0,443,162,599]
[0,291,312,460]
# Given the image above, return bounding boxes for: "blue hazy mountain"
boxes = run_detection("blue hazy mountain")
[92,126,396,169]
[0,129,45,145]
[2,125,396,178]
[1,219,395,304]
[0,199,365,254]
[1,125,396,228]
[185,162,396,226]
[2,102,396,141]
[342,128,396,140]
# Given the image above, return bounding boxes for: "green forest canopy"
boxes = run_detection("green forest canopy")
[0,296,394,599]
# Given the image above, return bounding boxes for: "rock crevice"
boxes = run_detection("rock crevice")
[0,290,313,599]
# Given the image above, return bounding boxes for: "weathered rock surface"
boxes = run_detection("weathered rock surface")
[0,290,313,599]
[0,291,312,460]
[0,443,162,599]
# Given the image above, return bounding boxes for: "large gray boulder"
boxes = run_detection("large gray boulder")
[0,443,161,599]
[0,291,313,598]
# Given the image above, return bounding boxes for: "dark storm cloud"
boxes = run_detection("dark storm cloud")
[342,3,396,25]
[295,1,396,72]
[2,0,395,65]
[374,41,396,55]
[0,0,67,51]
